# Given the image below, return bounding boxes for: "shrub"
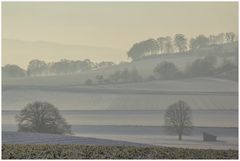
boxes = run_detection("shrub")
[154,61,182,80]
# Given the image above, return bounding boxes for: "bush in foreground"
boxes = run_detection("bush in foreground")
[2,144,238,159]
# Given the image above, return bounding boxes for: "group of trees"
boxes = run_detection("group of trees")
[16,100,192,141]
[2,64,26,78]
[153,56,237,81]
[127,32,237,60]
[27,59,94,76]
[108,67,142,84]
[85,67,142,85]
[2,59,116,78]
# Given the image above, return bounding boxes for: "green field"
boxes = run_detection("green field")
[2,144,238,159]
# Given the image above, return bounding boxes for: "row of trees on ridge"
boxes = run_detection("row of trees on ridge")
[2,59,116,78]
[127,32,237,60]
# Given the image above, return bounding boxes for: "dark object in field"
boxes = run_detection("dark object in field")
[203,132,217,141]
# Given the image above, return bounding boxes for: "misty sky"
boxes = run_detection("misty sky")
[2,2,238,65]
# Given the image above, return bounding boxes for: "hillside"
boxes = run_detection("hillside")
[2,42,238,110]
[2,77,237,110]
[3,42,238,86]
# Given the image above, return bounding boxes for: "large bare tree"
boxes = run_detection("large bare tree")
[164,100,192,140]
[16,101,71,134]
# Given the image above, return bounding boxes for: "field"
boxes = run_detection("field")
[2,43,238,155]
[2,144,238,159]
[2,77,237,110]
[2,131,238,150]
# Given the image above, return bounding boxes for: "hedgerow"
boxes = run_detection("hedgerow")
[2,144,238,159]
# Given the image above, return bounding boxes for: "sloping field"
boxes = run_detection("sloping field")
[2,131,238,151]
[2,131,145,146]
[2,77,237,110]
[97,77,237,92]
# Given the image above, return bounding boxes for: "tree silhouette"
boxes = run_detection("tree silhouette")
[16,101,71,134]
[127,39,159,60]
[174,34,187,53]
[154,61,182,80]
[157,36,173,54]
[27,59,47,76]
[225,32,236,43]
[2,64,26,78]
[190,35,209,50]
[165,100,192,141]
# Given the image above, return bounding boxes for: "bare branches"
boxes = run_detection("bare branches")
[15,101,71,134]
[164,100,192,140]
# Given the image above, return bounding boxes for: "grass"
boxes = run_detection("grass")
[2,144,238,159]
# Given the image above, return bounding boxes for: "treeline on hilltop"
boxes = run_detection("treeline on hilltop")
[127,32,238,60]
[2,32,238,79]
[2,59,118,78]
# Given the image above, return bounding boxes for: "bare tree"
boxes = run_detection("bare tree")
[16,101,71,134]
[165,36,174,53]
[174,34,188,52]
[157,36,173,54]
[157,37,166,54]
[225,32,236,43]
[164,100,192,140]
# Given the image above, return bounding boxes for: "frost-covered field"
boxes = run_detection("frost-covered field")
[80,133,238,150]
[2,131,237,150]
[2,77,237,110]
[2,131,145,146]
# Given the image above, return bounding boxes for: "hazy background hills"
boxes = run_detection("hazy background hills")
[3,38,127,69]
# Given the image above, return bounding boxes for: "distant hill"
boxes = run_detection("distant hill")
[2,39,127,69]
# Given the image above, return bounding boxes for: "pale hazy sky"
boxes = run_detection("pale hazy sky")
[3,2,238,49]
[2,2,238,67]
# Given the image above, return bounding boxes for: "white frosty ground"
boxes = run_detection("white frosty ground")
[2,131,237,150]
[2,78,237,110]
[2,131,146,146]
[81,134,238,150]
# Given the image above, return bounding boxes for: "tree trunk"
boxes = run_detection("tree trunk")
[178,133,182,141]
